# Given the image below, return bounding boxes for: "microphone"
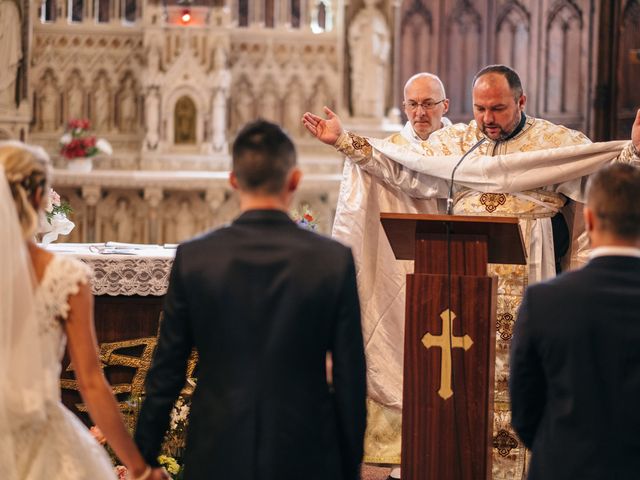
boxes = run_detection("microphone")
[446,138,487,215]
[447,137,487,215]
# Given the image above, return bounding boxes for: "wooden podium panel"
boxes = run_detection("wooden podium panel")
[402,274,497,480]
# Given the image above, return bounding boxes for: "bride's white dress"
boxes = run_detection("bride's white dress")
[12,255,115,479]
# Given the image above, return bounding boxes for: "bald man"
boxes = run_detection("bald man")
[332,73,451,480]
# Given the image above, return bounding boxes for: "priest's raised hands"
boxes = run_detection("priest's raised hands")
[302,106,344,145]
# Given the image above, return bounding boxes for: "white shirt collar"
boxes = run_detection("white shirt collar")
[400,117,453,145]
[589,246,640,259]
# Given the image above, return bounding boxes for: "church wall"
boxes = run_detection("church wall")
[395,0,602,134]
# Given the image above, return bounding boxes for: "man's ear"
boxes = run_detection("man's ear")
[287,168,302,193]
[442,98,450,115]
[518,94,527,111]
[229,171,239,190]
[583,205,595,233]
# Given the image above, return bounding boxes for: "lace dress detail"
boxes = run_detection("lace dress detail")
[12,255,115,480]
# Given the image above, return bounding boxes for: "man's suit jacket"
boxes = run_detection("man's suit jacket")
[135,210,367,480]
[510,255,640,480]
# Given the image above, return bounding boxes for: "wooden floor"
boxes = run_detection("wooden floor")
[361,465,392,480]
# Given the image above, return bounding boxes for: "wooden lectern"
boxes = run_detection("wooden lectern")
[380,213,526,480]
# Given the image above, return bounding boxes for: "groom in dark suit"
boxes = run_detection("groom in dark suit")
[509,163,640,480]
[135,120,367,480]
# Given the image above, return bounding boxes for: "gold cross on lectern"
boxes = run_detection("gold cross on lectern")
[421,310,474,400]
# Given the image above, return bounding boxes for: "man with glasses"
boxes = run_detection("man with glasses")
[332,73,451,480]
[303,64,640,477]
[396,72,451,144]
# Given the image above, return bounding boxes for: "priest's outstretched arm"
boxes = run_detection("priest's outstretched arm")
[303,108,640,199]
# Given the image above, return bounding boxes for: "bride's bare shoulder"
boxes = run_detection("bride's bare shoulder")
[27,243,55,283]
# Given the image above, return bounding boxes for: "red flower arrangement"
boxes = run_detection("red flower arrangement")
[59,119,112,159]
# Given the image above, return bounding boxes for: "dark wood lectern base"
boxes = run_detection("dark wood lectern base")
[402,274,496,480]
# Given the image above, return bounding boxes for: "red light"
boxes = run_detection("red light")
[181,8,191,23]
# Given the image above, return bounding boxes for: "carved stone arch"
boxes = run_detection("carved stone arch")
[495,1,531,92]
[398,0,434,108]
[546,0,583,31]
[544,0,584,114]
[446,0,483,118]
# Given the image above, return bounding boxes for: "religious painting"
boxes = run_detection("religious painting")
[174,95,197,144]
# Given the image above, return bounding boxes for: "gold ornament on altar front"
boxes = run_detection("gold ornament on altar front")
[421,310,473,400]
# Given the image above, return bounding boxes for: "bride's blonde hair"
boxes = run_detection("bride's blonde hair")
[0,142,51,239]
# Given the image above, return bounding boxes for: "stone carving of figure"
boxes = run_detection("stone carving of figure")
[259,87,280,124]
[211,45,231,152]
[40,75,59,131]
[234,81,253,131]
[348,0,390,117]
[144,88,160,150]
[145,46,163,88]
[112,197,134,242]
[310,79,330,117]
[67,76,85,120]
[174,200,195,242]
[93,76,110,131]
[119,77,137,132]
[284,82,304,136]
[0,0,22,109]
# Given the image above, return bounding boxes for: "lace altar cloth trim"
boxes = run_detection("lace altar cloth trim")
[45,244,174,296]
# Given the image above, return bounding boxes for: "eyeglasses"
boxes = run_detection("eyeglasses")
[403,99,446,111]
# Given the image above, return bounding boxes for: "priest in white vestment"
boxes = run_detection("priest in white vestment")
[305,64,640,479]
[333,74,451,473]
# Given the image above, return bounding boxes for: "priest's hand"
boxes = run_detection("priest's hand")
[302,107,343,145]
[632,108,640,153]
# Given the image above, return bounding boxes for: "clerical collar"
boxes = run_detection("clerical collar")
[589,246,640,259]
[502,112,527,141]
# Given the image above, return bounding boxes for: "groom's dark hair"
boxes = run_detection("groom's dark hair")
[232,120,297,194]
[587,163,640,239]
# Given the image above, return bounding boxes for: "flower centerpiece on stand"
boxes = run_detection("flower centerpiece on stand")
[59,119,112,172]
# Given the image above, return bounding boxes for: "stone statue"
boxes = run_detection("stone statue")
[67,76,85,121]
[93,76,110,131]
[284,82,304,136]
[310,79,330,117]
[0,0,22,109]
[259,87,280,124]
[40,75,59,131]
[144,88,160,150]
[211,45,231,152]
[174,199,195,242]
[112,197,134,242]
[119,77,137,132]
[234,82,253,131]
[348,0,390,118]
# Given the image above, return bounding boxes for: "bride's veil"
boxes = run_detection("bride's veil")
[0,159,50,479]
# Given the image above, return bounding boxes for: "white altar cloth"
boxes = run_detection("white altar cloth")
[46,243,176,296]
